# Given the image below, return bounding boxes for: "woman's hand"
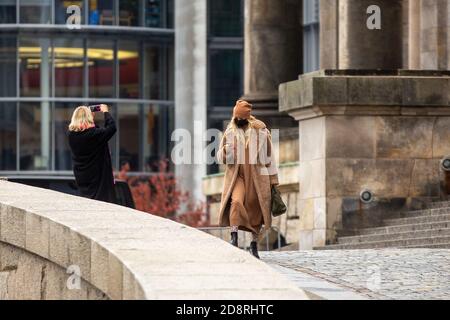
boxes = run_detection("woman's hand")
[100,104,109,113]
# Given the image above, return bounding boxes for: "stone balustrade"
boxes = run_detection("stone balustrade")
[0,181,307,300]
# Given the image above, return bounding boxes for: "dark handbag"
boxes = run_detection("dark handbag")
[271,186,287,217]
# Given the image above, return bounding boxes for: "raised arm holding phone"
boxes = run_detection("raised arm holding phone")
[68,104,117,204]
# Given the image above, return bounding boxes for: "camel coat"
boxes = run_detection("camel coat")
[217,119,279,234]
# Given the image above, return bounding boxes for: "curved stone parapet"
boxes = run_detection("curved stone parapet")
[0,181,307,300]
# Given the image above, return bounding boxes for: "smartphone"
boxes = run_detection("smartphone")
[89,105,102,113]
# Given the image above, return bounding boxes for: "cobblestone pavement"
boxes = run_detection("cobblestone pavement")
[261,249,450,300]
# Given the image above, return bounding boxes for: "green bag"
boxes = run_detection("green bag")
[271,186,287,217]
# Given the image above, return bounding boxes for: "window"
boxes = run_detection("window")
[0,37,17,97]
[88,39,115,98]
[145,0,162,28]
[19,102,51,170]
[0,0,16,23]
[89,0,114,25]
[144,46,163,100]
[54,38,84,97]
[0,103,17,171]
[20,0,52,24]
[54,103,73,170]
[119,0,140,27]
[209,0,243,37]
[19,38,52,98]
[119,104,140,171]
[209,49,242,107]
[142,104,172,171]
[119,103,173,172]
[55,0,84,25]
[119,41,139,99]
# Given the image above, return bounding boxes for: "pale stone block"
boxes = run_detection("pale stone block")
[300,159,326,199]
[313,229,326,248]
[49,223,70,268]
[25,213,50,259]
[87,286,109,300]
[326,159,415,198]
[68,230,91,283]
[314,77,348,105]
[107,253,123,300]
[0,206,26,248]
[42,262,64,300]
[348,77,402,106]
[313,198,327,230]
[409,159,440,197]
[279,79,303,112]
[299,199,314,230]
[300,117,325,161]
[432,117,450,158]
[6,251,44,300]
[90,242,109,296]
[299,230,313,250]
[326,116,376,159]
[376,116,434,159]
[403,78,449,106]
[326,197,343,231]
[122,267,137,300]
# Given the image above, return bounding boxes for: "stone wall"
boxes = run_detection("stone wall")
[0,181,307,300]
[280,70,450,249]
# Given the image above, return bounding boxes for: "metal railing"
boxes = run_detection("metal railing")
[198,226,283,252]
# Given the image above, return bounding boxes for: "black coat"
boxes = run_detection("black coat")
[68,112,117,204]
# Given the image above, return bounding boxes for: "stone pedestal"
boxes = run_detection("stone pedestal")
[280,70,450,250]
[242,0,302,128]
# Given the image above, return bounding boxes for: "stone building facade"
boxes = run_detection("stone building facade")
[282,0,450,250]
[203,0,450,250]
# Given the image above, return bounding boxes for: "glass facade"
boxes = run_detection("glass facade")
[209,0,243,37]
[207,0,243,126]
[207,0,244,175]
[0,0,174,175]
[0,1,16,23]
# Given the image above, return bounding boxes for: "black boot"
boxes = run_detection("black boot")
[230,232,238,247]
[250,241,260,259]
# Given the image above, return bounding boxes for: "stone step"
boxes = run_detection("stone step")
[314,235,450,250]
[403,243,450,249]
[399,207,450,219]
[384,214,450,226]
[358,220,450,236]
[428,201,450,209]
[339,228,450,245]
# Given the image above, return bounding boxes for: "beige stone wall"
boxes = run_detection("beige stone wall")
[280,71,450,249]
[0,181,308,300]
[0,242,107,300]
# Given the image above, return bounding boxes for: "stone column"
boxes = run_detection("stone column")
[408,0,421,69]
[319,0,339,69]
[174,0,207,201]
[420,0,449,70]
[338,0,404,69]
[242,0,302,127]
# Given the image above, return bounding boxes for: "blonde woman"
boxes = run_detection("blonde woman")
[217,100,279,259]
[68,104,117,204]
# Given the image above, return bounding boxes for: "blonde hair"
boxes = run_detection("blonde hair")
[68,106,94,132]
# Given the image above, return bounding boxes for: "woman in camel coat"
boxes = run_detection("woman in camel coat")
[217,100,279,259]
